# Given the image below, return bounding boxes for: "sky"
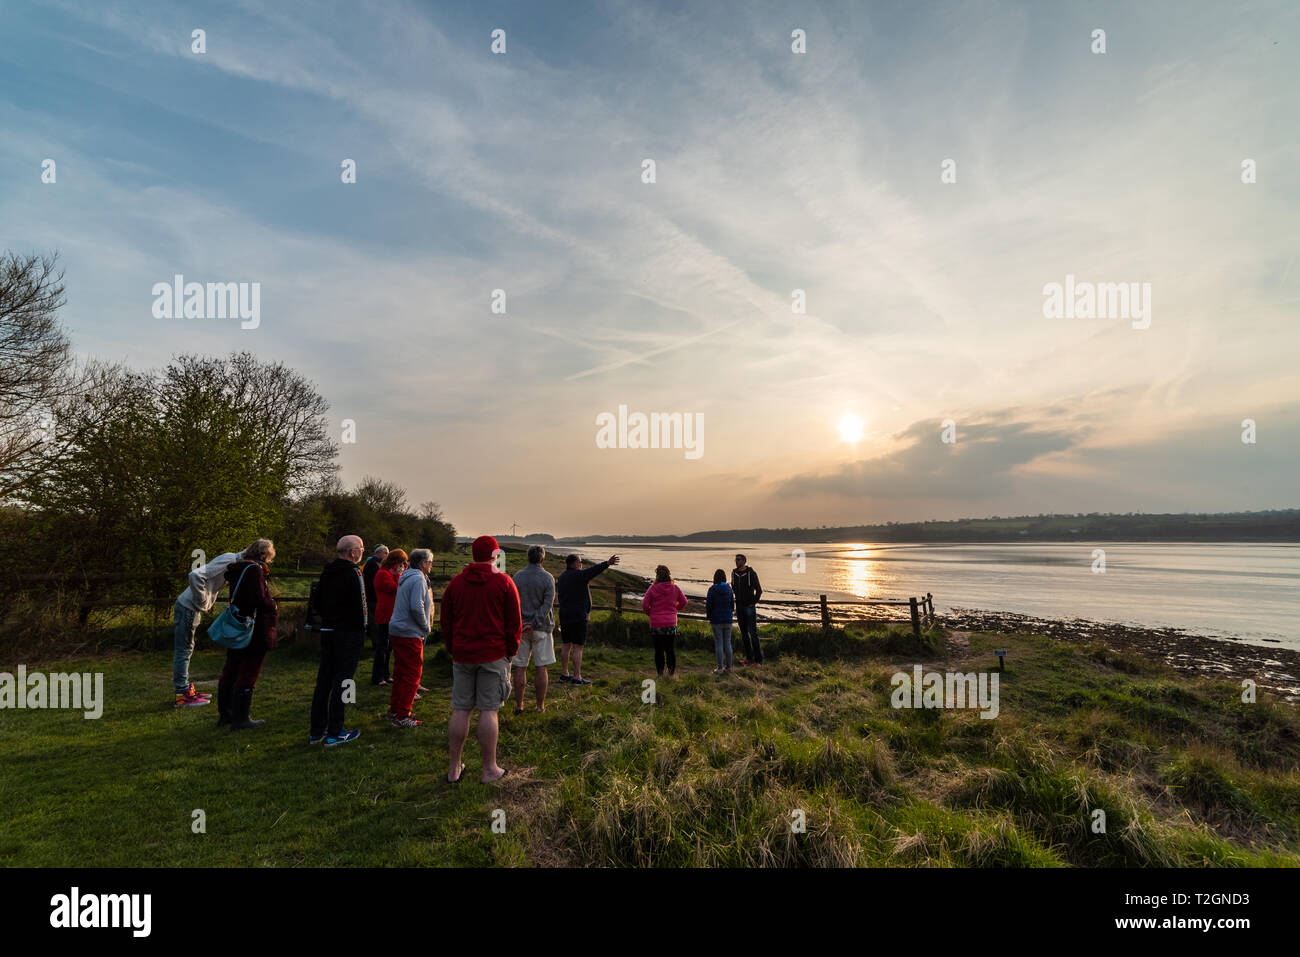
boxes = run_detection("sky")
[1,0,1297,537]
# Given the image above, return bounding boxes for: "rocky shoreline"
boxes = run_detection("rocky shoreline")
[942,608,1300,702]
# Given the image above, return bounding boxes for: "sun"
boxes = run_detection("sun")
[837,414,865,443]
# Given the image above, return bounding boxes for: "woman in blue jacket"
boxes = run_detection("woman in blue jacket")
[705,569,735,675]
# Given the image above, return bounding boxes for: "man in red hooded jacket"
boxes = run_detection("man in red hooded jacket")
[441,535,522,783]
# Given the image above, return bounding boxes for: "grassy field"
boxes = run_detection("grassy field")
[3,615,1299,867]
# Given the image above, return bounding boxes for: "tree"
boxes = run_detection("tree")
[355,476,407,517]
[25,353,340,573]
[162,353,339,499]
[0,251,92,501]
[24,365,161,570]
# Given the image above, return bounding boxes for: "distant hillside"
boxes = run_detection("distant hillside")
[560,510,1300,544]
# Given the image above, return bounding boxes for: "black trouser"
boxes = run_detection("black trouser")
[310,630,364,737]
[737,603,761,663]
[371,622,391,684]
[652,628,677,675]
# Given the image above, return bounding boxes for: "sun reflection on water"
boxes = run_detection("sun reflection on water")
[839,543,876,598]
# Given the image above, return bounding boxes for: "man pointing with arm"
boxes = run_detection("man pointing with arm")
[555,552,620,686]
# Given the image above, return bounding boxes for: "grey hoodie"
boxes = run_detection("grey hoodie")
[389,567,432,639]
[176,551,241,613]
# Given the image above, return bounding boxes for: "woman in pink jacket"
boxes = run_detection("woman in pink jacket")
[641,565,688,677]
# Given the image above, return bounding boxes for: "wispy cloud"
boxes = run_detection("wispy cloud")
[2,0,1297,534]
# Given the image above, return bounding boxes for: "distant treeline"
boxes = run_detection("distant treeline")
[557,510,1300,544]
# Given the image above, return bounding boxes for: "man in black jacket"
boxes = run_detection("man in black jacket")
[731,554,763,665]
[555,553,619,685]
[309,534,367,746]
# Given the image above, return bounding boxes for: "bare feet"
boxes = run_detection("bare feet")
[447,762,466,784]
[482,766,510,784]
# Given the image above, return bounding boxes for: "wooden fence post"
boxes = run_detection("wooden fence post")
[819,594,830,630]
[926,592,934,626]
[909,597,921,637]
[615,588,623,615]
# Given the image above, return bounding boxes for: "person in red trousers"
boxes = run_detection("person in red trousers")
[387,549,433,727]
[216,539,278,731]
[371,549,407,686]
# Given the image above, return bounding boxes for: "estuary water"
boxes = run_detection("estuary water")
[566,541,1300,650]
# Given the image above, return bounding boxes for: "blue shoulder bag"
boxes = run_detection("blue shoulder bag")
[208,563,257,650]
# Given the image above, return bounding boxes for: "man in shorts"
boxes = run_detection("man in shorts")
[555,552,619,685]
[440,535,522,784]
[511,545,556,713]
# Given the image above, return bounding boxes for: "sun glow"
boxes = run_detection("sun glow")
[837,414,865,444]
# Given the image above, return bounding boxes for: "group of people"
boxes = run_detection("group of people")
[639,553,764,677]
[171,535,434,745]
[169,533,765,782]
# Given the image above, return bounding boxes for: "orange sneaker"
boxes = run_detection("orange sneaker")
[174,685,211,707]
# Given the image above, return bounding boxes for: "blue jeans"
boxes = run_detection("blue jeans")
[711,624,733,669]
[738,604,761,663]
[173,598,202,692]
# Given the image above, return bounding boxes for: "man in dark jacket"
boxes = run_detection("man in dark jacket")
[441,536,522,784]
[362,544,388,645]
[555,552,619,685]
[732,554,763,665]
[309,534,367,746]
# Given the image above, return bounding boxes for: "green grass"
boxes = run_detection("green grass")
[1,622,1298,867]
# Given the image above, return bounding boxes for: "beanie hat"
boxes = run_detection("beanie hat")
[472,535,499,563]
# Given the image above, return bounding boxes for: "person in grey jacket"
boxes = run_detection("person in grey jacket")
[511,545,556,713]
[387,549,434,727]
[171,547,244,707]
